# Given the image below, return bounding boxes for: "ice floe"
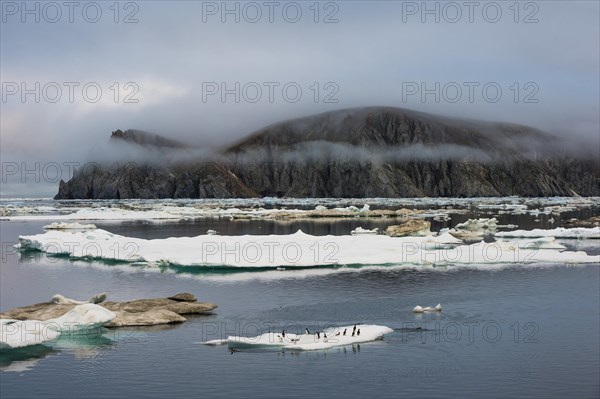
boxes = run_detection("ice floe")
[0,304,115,349]
[206,324,393,351]
[350,227,379,235]
[44,222,97,230]
[495,227,600,239]
[412,304,442,313]
[0,320,61,349]
[16,228,600,268]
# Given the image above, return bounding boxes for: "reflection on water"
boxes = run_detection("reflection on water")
[0,332,115,373]
[0,345,57,373]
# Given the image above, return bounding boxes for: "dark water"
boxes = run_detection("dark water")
[1,219,599,398]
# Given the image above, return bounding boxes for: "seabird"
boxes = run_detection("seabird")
[352,330,355,337]
[324,333,327,339]
[335,332,341,336]
[343,328,347,336]
[229,348,238,354]
[316,332,320,339]
[353,325,357,334]
[282,330,286,338]
[357,329,360,336]
[305,328,310,335]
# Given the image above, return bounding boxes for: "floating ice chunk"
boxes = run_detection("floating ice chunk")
[202,339,228,346]
[1,319,60,349]
[350,227,379,235]
[334,205,360,212]
[495,227,600,239]
[46,304,116,334]
[206,230,218,235]
[0,304,115,349]
[360,204,370,212]
[44,222,97,230]
[52,293,107,305]
[496,237,567,251]
[225,324,393,351]
[412,304,442,313]
[424,233,463,246]
[454,218,498,233]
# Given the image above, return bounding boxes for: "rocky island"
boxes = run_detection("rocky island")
[55,107,600,199]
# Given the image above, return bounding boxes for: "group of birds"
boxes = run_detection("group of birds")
[274,325,361,343]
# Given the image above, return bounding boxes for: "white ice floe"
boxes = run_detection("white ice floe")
[454,218,498,233]
[44,222,97,230]
[495,227,600,239]
[52,292,107,305]
[46,304,116,333]
[0,304,115,349]
[350,227,379,235]
[16,229,600,267]
[448,218,499,242]
[0,320,61,349]
[412,304,442,313]
[207,324,393,351]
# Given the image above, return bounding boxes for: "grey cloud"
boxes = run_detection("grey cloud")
[1,1,598,197]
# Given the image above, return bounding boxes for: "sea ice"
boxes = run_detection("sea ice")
[223,324,394,351]
[16,228,600,268]
[495,227,600,239]
[44,222,97,230]
[0,304,115,349]
[0,319,61,349]
[350,227,379,235]
[412,304,442,313]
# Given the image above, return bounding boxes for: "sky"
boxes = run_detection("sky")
[1,0,599,196]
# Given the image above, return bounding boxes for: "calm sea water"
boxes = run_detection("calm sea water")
[1,214,599,398]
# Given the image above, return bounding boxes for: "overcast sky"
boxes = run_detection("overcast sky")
[1,0,599,196]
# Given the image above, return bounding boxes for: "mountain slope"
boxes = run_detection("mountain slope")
[55,107,600,199]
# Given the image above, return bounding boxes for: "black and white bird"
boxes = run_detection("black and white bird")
[343,328,347,336]
[316,332,320,339]
[357,329,361,336]
[305,328,310,335]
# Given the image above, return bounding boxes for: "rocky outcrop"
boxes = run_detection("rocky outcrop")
[0,293,217,328]
[55,107,600,199]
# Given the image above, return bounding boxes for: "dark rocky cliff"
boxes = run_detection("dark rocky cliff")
[55,107,600,199]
